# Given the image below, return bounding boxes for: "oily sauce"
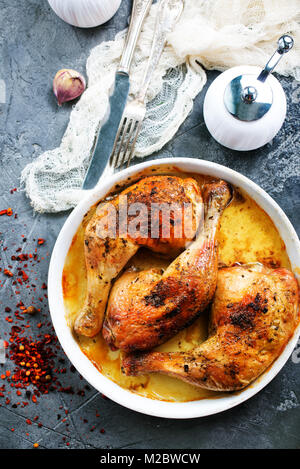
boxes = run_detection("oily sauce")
[62,172,291,402]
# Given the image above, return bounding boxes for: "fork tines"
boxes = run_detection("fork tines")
[110,115,142,169]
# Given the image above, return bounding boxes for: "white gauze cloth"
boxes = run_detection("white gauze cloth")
[21,0,300,212]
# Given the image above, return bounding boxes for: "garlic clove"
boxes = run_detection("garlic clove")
[53,69,86,106]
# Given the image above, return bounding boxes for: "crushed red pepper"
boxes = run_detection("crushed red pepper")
[0,226,107,442]
[0,208,13,217]
[4,269,13,277]
[7,332,59,396]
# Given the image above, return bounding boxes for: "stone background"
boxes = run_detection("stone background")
[0,0,299,449]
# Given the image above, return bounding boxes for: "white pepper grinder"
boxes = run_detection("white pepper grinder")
[203,35,294,151]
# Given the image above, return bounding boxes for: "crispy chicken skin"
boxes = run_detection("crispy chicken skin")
[122,264,299,391]
[74,176,202,338]
[103,179,232,351]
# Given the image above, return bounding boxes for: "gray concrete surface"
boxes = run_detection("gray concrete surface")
[0,0,299,449]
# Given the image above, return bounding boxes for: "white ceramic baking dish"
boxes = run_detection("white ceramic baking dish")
[48,158,300,419]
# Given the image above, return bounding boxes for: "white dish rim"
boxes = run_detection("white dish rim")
[48,157,300,419]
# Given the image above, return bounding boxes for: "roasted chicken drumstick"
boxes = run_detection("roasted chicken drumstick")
[74,175,202,337]
[123,264,299,391]
[103,179,232,351]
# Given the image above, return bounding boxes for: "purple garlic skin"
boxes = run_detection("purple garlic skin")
[53,69,86,106]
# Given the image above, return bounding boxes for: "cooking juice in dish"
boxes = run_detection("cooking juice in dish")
[62,171,291,402]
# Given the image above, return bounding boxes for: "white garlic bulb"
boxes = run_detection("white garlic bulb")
[48,0,122,28]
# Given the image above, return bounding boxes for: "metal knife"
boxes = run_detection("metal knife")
[83,0,153,190]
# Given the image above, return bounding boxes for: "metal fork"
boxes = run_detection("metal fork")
[109,0,184,172]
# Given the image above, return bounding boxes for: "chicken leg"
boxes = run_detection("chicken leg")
[122,264,299,391]
[103,180,232,351]
[74,175,202,337]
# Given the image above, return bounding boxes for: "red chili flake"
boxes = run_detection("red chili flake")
[0,208,12,216]
[26,419,32,425]
[100,429,105,434]
[21,271,29,282]
[11,428,14,432]
[18,253,28,262]
[37,238,45,245]
[3,269,13,277]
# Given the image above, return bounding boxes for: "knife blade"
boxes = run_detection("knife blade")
[83,72,130,190]
[83,0,153,190]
